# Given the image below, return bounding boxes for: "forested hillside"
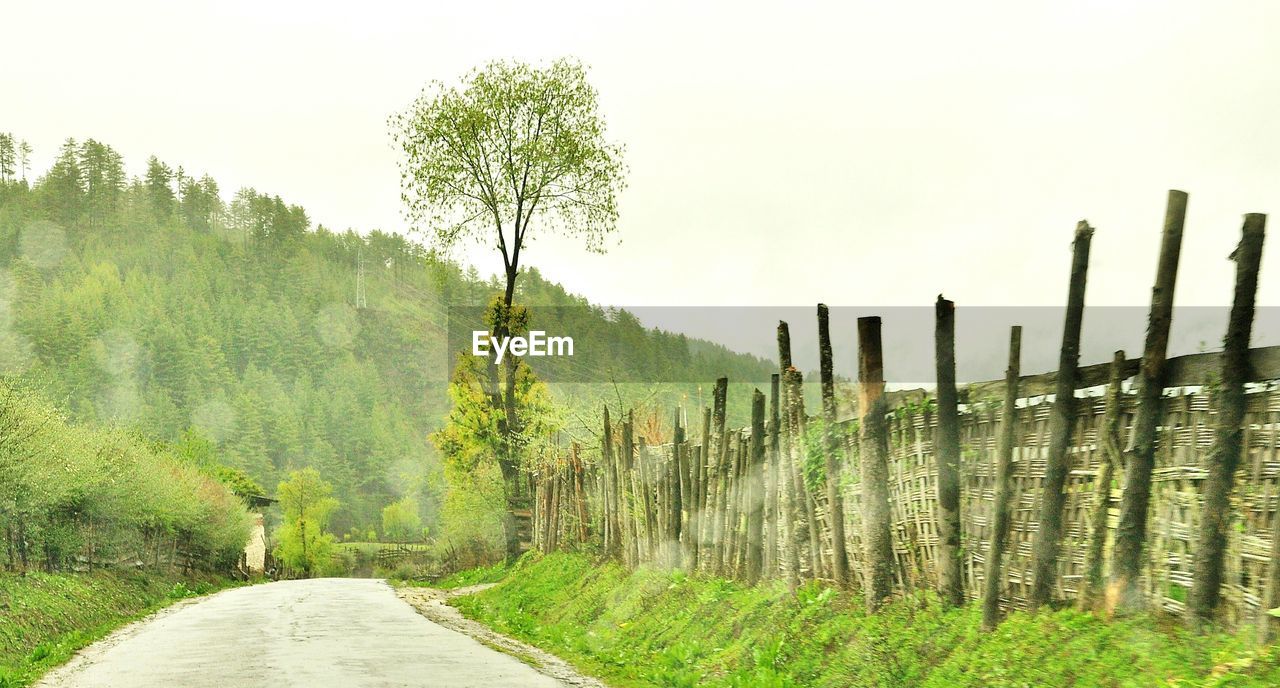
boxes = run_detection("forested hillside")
[0,133,771,536]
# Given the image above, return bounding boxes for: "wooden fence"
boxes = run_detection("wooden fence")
[527,194,1280,630]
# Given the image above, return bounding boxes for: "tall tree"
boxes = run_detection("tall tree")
[18,140,32,182]
[144,155,175,217]
[0,133,15,181]
[392,59,626,559]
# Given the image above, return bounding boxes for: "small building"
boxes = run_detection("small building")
[242,494,277,575]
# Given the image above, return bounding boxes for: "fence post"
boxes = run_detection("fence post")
[707,378,729,574]
[981,326,1022,630]
[1192,213,1266,626]
[603,407,619,558]
[623,412,639,566]
[746,389,767,584]
[934,295,964,606]
[787,367,823,579]
[765,372,781,578]
[675,407,692,570]
[1029,221,1094,610]
[819,304,851,586]
[1111,190,1187,614]
[696,407,711,571]
[1078,350,1126,611]
[858,316,894,611]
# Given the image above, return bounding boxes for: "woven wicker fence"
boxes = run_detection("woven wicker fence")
[529,366,1280,626]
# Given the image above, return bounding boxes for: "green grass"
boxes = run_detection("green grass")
[450,552,1280,687]
[0,570,240,687]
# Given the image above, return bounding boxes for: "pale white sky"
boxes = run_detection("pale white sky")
[5,1,1279,373]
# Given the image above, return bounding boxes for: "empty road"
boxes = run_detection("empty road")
[36,578,566,688]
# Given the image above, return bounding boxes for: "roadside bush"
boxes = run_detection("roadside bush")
[0,381,252,574]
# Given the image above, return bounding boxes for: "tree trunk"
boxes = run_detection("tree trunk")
[1110,190,1187,614]
[981,326,1022,630]
[858,316,895,611]
[1190,213,1265,627]
[1029,221,1094,610]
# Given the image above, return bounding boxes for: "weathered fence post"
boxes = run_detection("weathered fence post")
[623,411,640,566]
[776,323,802,589]
[818,304,851,586]
[1191,213,1266,626]
[1029,221,1094,610]
[707,378,729,574]
[603,407,619,558]
[1111,190,1187,613]
[675,408,692,569]
[746,388,767,584]
[1079,350,1127,612]
[696,406,711,571]
[859,316,895,611]
[934,295,964,607]
[981,326,1022,630]
[765,372,781,577]
[788,367,824,579]
[573,443,588,544]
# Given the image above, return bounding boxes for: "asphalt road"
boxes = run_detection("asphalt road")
[36,578,566,688]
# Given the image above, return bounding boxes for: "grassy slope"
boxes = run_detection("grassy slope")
[452,553,1280,687]
[0,571,237,687]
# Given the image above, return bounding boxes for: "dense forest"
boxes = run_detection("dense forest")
[0,133,771,539]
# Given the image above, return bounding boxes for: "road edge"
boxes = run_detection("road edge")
[393,583,607,688]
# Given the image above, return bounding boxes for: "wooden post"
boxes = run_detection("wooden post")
[1029,221,1094,610]
[1264,512,1280,643]
[1191,213,1266,626]
[573,444,589,544]
[981,326,1021,630]
[787,367,823,579]
[1079,350,1127,612]
[639,438,655,561]
[818,304,851,586]
[726,433,744,576]
[746,389,767,584]
[765,373,781,577]
[624,412,639,566]
[696,407,711,571]
[603,407,620,558]
[709,378,729,574]
[1111,190,1187,613]
[858,316,895,611]
[675,408,692,570]
[934,295,964,607]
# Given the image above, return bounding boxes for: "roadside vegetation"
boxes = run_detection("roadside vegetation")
[0,380,252,575]
[0,570,241,687]
[451,552,1280,688]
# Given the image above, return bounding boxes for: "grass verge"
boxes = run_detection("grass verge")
[451,552,1280,687]
[0,570,241,687]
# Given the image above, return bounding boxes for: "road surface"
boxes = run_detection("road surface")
[36,578,567,688]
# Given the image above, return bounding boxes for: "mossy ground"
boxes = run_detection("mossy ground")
[0,570,237,687]
[451,552,1280,687]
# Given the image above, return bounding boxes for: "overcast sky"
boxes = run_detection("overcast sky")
[6,1,1279,379]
